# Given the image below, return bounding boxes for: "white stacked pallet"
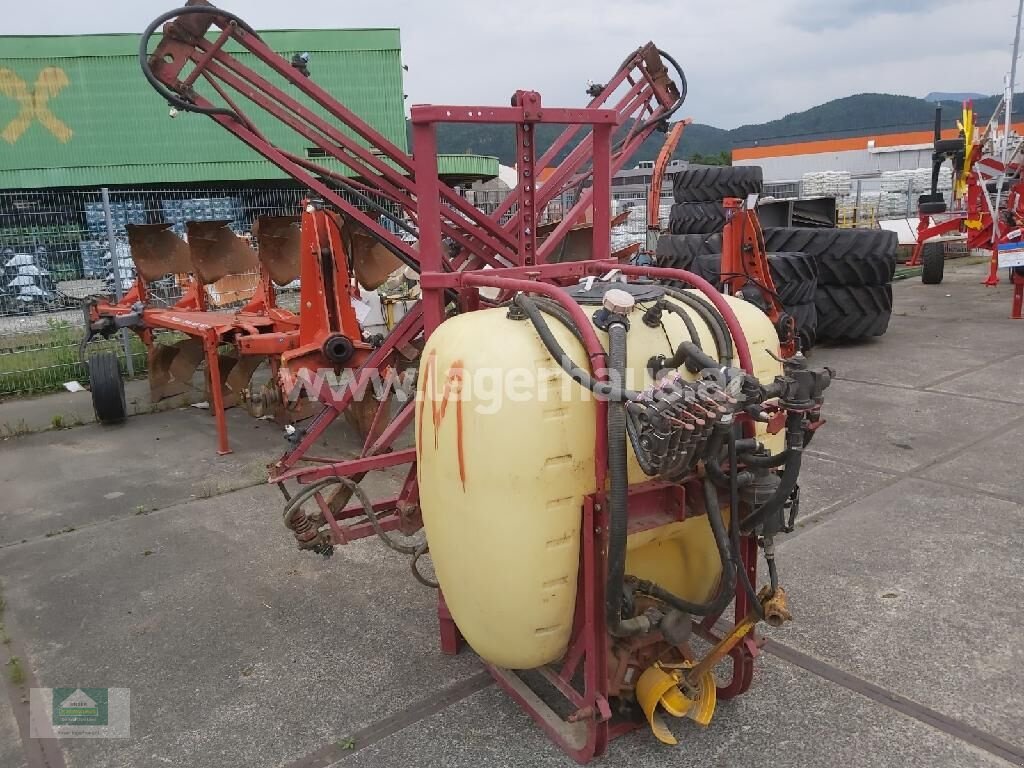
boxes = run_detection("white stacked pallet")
[800,171,852,198]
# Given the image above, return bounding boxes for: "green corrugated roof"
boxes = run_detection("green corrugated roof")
[0,29,402,58]
[0,28,495,189]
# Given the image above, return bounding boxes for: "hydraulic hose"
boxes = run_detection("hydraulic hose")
[531,296,657,473]
[704,425,754,488]
[515,294,641,402]
[282,476,420,555]
[657,298,702,348]
[139,6,259,119]
[729,428,764,617]
[606,321,648,637]
[634,477,737,616]
[657,341,721,376]
[661,287,733,365]
[740,413,804,532]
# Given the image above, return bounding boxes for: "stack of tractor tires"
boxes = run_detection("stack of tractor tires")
[681,250,819,351]
[654,226,897,348]
[668,167,762,235]
[761,228,896,342]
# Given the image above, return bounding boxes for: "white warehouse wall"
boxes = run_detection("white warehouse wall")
[735,147,936,181]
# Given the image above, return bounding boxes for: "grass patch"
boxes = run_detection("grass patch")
[6,657,24,686]
[0,319,148,397]
[1,420,32,437]
[0,584,16,676]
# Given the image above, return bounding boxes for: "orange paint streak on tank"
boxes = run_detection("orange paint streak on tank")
[417,350,467,489]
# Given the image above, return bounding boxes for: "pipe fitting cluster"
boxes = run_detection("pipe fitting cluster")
[627,373,739,480]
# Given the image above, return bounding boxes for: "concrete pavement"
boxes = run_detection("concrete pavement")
[1,259,1022,768]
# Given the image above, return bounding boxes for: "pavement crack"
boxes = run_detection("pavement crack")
[0,578,68,768]
[0,477,269,551]
[787,410,1024,542]
[831,375,1024,406]
[765,639,1024,766]
[282,670,493,768]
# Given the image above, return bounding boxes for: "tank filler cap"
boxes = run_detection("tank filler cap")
[602,288,636,315]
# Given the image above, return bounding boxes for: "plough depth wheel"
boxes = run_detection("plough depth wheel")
[88,351,127,425]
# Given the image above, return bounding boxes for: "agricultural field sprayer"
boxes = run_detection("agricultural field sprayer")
[125,1,834,760]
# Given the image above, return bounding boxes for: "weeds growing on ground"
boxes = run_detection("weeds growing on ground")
[6,657,24,685]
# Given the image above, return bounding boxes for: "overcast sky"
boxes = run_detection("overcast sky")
[4,0,1020,128]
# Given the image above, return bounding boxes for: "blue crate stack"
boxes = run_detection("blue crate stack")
[160,196,244,235]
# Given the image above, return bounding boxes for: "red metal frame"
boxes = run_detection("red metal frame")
[720,199,797,356]
[88,249,301,455]
[909,102,1024,315]
[645,120,689,247]
[87,204,380,454]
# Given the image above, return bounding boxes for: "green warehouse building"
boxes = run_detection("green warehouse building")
[0,28,495,297]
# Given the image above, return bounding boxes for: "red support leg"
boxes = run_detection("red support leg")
[437,591,464,655]
[1012,271,1024,319]
[204,334,231,456]
[984,243,1001,286]
[717,534,759,699]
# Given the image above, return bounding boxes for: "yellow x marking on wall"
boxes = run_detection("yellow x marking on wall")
[0,67,73,144]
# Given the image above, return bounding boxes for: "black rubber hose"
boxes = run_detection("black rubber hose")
[662,287,733,365]
[738,449,790,468]
[657,299,702,348]
[534,296,658,474]
[635,477,737,616]
[515,294,640,402]
[606,321,645,637]
[704,425,754,488]
[740,413,804,532]
[659,341,720,376]
[140,6,259,119]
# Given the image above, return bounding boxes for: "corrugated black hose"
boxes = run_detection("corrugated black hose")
[605,320,647,636]
[529,296,657,475]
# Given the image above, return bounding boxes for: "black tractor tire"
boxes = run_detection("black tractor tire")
[921,242,945,284]
[668,202,727,235]
[920,200,948,214]
[690,252,724,284]
[686,252,818,306]
[815,284,893,341]
[762,227,896,286]
[88,351,127,425]
[933,138,963,154]
[786,301,817,351]
[764,252,818,304]
[672,166,763,204]
[654,233,722,272]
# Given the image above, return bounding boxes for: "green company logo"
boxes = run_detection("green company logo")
[52,688,109,727]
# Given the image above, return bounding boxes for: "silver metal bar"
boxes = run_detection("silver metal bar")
[101,187,135,377]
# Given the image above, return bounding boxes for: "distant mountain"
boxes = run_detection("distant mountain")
[419,92,1024,169]
[925,91,986,102]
